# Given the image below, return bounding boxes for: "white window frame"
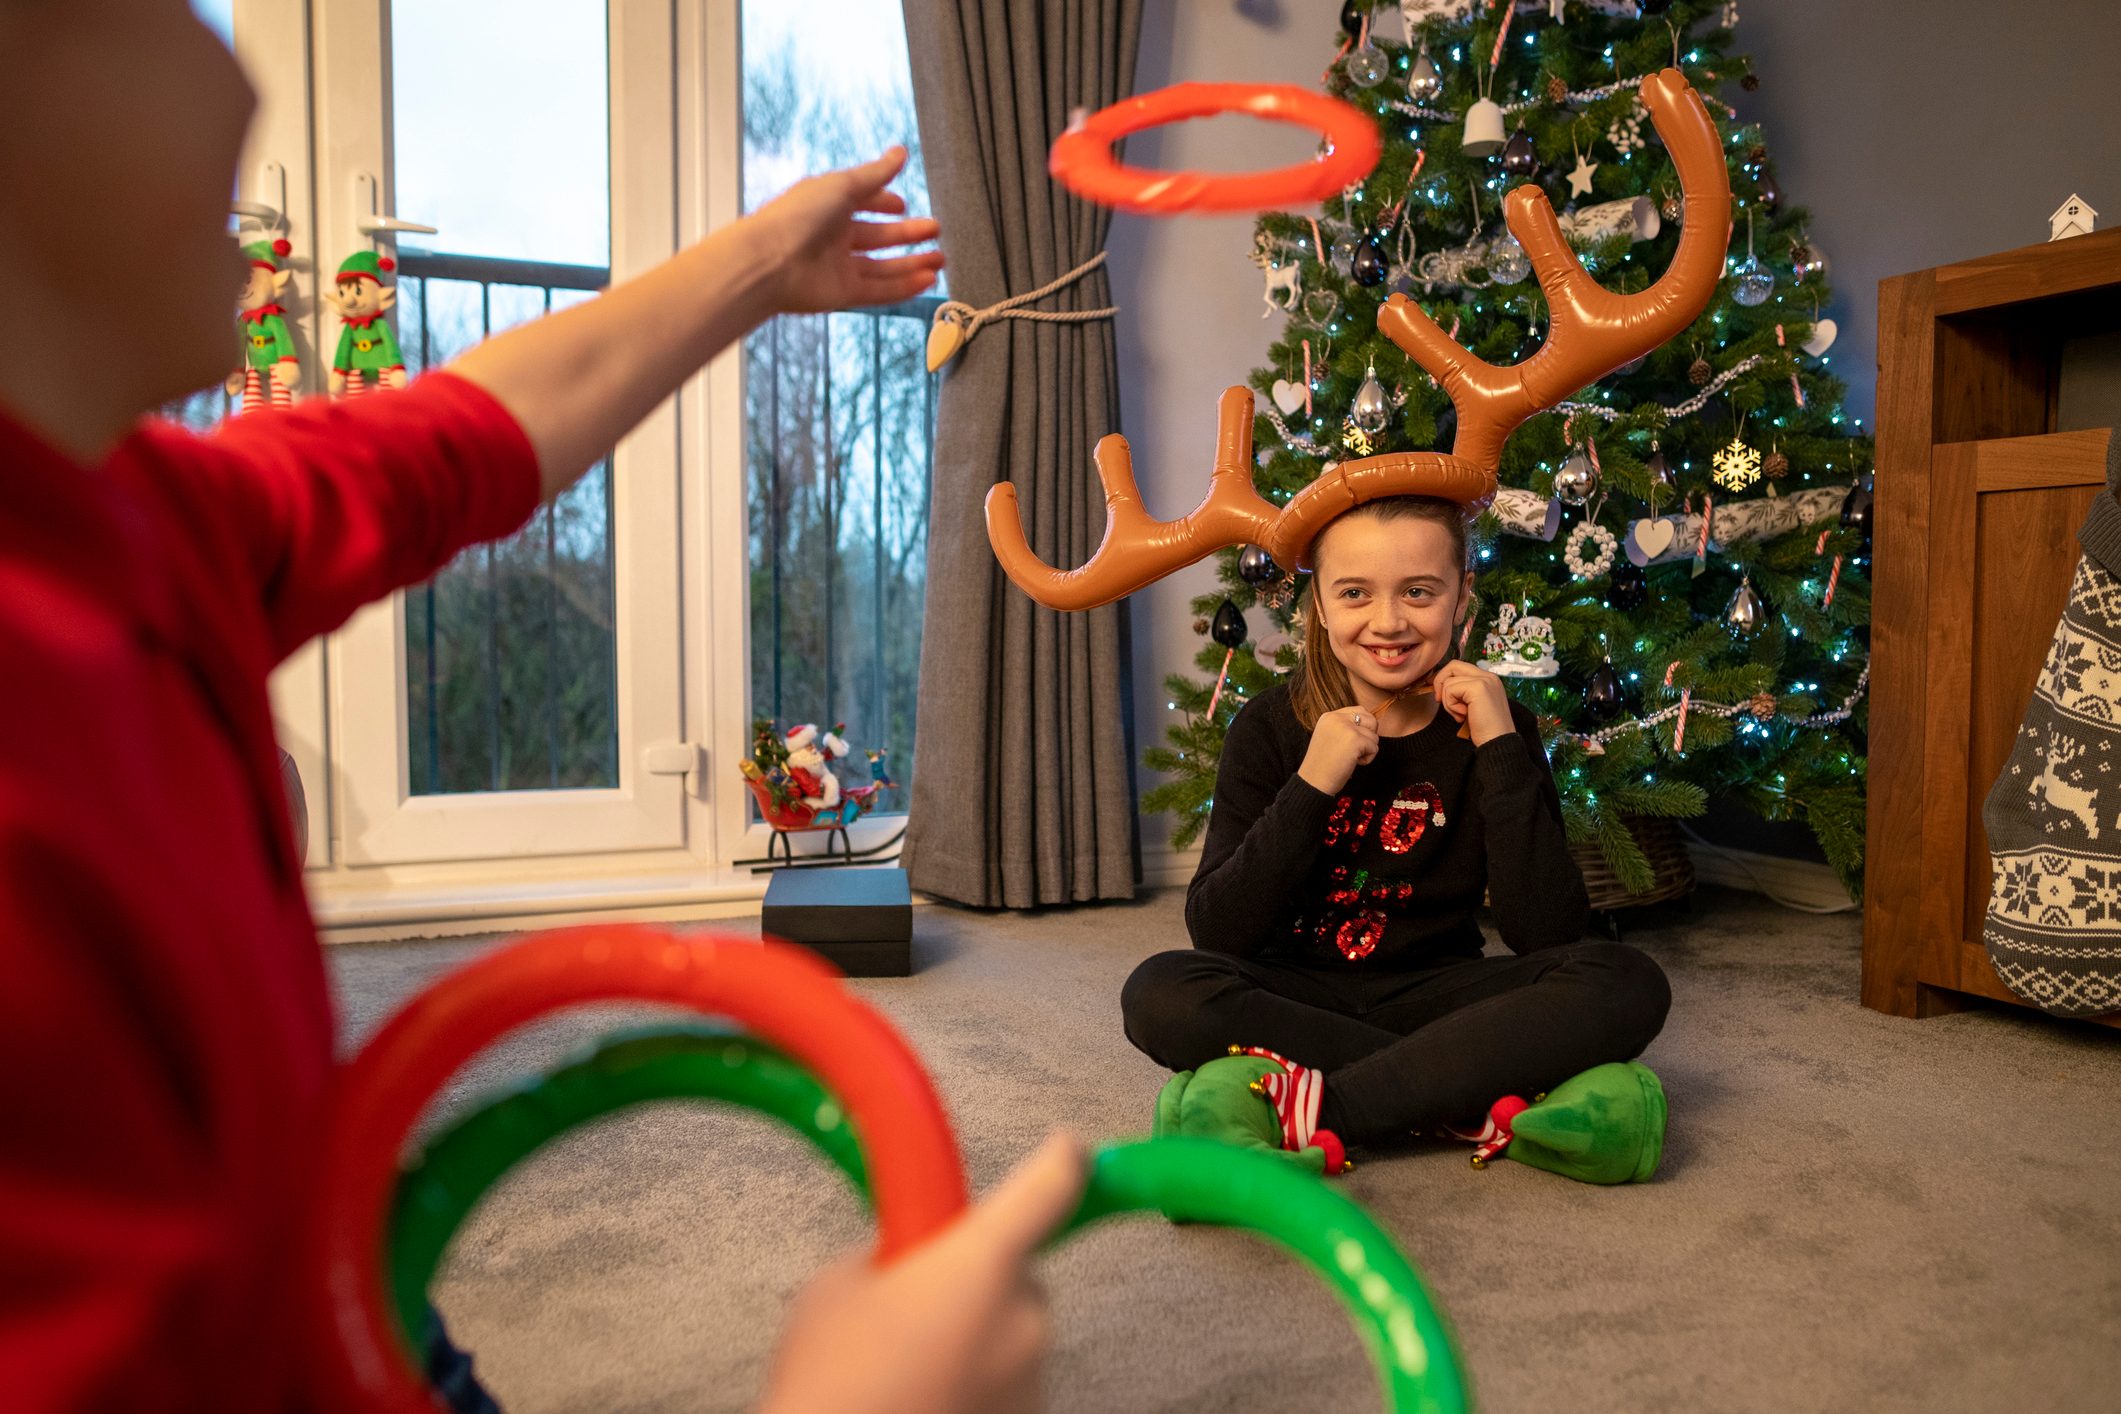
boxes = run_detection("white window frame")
[315,0,692,873]
[230,0,908,936]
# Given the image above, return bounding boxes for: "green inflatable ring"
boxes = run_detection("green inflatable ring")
[387,1024,870,1346]
[387,1046,1467,1412]
[1057,1138,1470,1414]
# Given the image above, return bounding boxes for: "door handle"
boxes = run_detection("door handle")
[351,172,438,238]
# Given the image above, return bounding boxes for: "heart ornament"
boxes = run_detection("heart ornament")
[1628,518,1678,565]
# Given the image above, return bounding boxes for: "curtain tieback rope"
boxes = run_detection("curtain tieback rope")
[925,251,1119,371]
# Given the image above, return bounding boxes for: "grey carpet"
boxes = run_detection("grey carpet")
[328,888,2121,1414]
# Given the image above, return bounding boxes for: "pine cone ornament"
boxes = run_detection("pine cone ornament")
[1749,692,1777,721]
[1545,72,1569,104]
[1689,356,1714,387]
[1661,189,1684,222]
[1740,72,1760,92]
[1763,449,1790,479]
[1192,616,1210,635]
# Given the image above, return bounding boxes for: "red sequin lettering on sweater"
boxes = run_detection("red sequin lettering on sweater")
[1379,782,1447,854]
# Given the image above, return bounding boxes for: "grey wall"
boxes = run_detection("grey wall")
[1107,0,2121,850]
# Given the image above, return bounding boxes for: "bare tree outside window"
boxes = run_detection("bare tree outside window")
[743,5,939,816]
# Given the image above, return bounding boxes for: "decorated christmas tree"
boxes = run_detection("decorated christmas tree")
[1142,0,1873,898]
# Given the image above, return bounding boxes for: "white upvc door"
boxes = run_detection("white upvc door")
[295,0,690,868]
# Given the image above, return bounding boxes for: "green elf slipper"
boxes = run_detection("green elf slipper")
[1506,1061,1667,1185]
[1152,1050,1349,1176]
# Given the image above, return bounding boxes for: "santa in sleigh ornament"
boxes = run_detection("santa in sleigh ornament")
[739,720,901,865]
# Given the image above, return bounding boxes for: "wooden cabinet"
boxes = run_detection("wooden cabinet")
[1865,230,2121,1026]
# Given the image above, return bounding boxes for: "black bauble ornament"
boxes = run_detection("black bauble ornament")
[1501,127,1538,177]
[1237,544,1280,585]
[1840,477,1874,535]
[1433,403,1458,453]
[1351,233,1388,288]
[1645,443,1674,492]
[1608,561,1648,611]
[1210,598,1248,649]
[1755,173,1781,213]
[1584,660,1625,721]
[1340,0,1365,40]
[1637,0,1675,12]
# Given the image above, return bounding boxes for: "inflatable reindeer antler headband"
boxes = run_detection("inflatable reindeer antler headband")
[987,68,1732,612]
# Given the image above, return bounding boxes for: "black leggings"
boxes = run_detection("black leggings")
[1120,941,1670,1145]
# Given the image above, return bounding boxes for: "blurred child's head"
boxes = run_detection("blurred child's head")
[1291,496,1475,729]
[0,0,256,452]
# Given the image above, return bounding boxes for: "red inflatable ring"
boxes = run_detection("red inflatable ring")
[1048,82,1382,215]
[304,926,966,1414]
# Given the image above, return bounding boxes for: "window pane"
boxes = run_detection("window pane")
[391,2,617,795]
[743,0,934,824]
[170,1,236,428]
[391,0,610,268]
[192,0,233,45]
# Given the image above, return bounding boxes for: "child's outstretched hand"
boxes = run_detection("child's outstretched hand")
[757,1131,1086,1414]
[1298,706,1381,795]
[746,147,946,315]
[1431,660,1515,746]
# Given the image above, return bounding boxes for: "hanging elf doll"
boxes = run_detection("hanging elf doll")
[323,250,407,398]
[223,237,300,413]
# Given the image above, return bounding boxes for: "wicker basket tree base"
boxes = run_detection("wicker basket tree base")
[1570,815,1695,911]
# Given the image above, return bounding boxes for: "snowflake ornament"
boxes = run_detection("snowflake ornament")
[1605,99,1646,155]
[1341,416,1378,456]
[1711,436,1764,491]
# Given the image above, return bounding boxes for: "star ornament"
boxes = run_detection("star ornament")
[1566,152,1599,198]
[1711,437,1764,491]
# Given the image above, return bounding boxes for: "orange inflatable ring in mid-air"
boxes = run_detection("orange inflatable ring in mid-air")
[1048,82,1382,215]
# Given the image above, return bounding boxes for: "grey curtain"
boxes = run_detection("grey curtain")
[900,0,1143,907]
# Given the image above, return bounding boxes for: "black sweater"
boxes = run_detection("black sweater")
[1185,683,1590,965]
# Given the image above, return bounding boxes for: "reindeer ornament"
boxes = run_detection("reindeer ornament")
[988,69,1731,613]
[1249,233,1303,318]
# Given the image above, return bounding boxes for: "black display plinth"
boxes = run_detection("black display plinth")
[760,866,913,977]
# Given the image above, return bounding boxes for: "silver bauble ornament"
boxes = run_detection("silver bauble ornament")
[1351,364,1390,432]
[1486,233,1530,285]
[1407,47,1443,103]
[1732,256,1775,307]
[1553,451,1598,507]
[1346,41,1390,89]
[1724,576,1766,636]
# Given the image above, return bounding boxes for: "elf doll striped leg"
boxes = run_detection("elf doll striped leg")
[270,362,295,409]
[240,367,266,415]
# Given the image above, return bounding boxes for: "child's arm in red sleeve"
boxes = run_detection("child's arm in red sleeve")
[147,371,543,665]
